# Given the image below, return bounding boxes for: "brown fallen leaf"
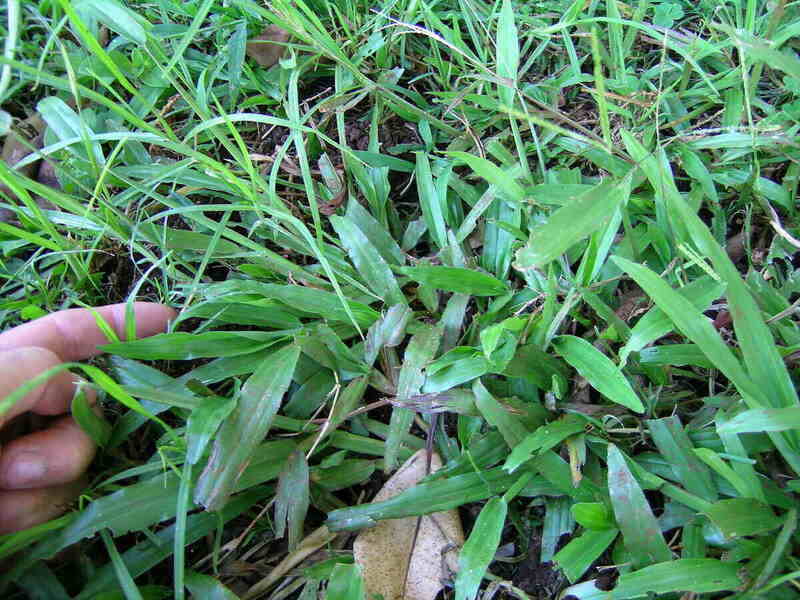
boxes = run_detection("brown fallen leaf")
[246,25,291,68]
[353,450,464,600]
[0,114,46,222]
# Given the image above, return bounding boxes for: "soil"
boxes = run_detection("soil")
[513,529,571,599]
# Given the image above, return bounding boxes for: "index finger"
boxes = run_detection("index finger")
[0,303,176,362]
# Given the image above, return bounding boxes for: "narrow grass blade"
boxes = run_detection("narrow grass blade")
[613,257,753,398]
[100,530,143,600]
[755,508,797,589]
[665,180,800,412]
[714,409,766,502]
[620,276,725,364]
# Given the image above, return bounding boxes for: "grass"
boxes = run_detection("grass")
[1,0,800,597]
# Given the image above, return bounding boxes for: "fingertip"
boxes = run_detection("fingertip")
[106,302,176,341]
[0,478,86,534]
[0,347,65,425]
[0,416,96,489]
[131,302,177,336]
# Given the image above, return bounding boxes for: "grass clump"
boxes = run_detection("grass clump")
[2,0,800,598]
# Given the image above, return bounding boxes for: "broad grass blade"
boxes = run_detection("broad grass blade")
[385,325,443,470]
[554,528,618,583]
[327,563,365,600]
[195,344,300,510]
[454,497,507,600]
[607,444,672,567]
[275,450,310,550]
[647,416,717,502]
[496,0,519,106]
[184,571,240,599]
[514,179,629,271]
[553,335,644,413]
[704,498,782,539]
[718,407,800,433]
[400,265,508,296]
[563,559,742,598]
[331,215,405,305]
[415,152,447,249]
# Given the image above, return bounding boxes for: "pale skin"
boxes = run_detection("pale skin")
[0,302,176,534]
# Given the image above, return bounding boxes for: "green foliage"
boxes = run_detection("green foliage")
[1,0,799,597]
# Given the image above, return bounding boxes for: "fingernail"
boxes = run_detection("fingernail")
[8,452,47,486]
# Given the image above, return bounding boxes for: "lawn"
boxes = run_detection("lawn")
[1,0,800,598]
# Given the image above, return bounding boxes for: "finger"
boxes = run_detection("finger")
[0,415,96,489]
[0,347,96,425]
[0,478,86,534]
[0,302,176,362]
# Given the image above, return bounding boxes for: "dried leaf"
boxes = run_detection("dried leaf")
[246,25,290,68]
[354,450,464,600]
[0,114,46,221]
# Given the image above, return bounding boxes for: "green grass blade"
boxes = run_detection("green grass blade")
[399,266,508,296]
[495,0,518,106]
[455,497,507,600]
[554,528,618,583]
[327,563,365,600]
[100,530,144,600]
[553,335,644,413]
[385,324,443,470]
[647,416,717,502]
[194,344,301,510]
[607,444,672,567]
[332,215,406,305]
[274,450,310,550]
[514,179,629,271]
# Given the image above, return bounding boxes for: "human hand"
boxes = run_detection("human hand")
[0,302,176,534]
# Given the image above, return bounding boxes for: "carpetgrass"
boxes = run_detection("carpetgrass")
[1,0,800,597]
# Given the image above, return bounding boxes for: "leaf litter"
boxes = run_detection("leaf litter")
[353,450,464,600]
